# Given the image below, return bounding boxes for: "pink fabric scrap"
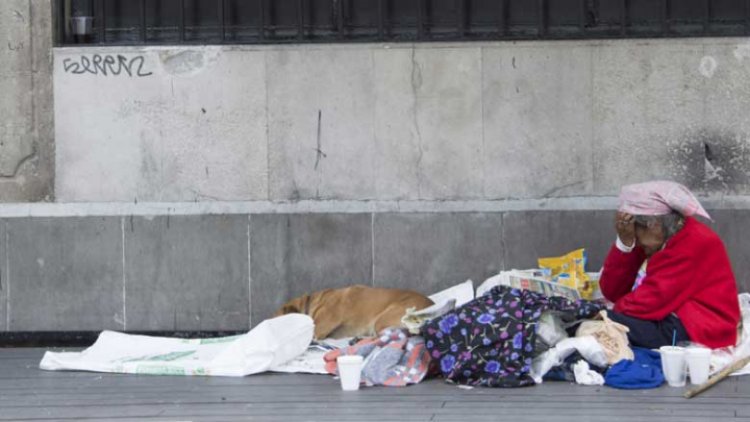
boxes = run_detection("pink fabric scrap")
[618,180,711,220]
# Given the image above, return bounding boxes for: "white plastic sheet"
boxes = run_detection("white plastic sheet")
[711,293,750,376]
[401,280,474,334]
[476,272,514,298]
[536,312,569,347]
[428,279,474,307]
[39,314,314,377]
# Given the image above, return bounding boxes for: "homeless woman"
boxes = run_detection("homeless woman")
[600,180,740,349]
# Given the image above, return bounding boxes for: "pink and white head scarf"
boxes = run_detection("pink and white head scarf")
[618,180,711,220]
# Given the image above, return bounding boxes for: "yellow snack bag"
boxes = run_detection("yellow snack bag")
[538,248,594,299]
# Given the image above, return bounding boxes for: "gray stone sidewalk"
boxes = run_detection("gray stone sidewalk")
[1,348,749,421]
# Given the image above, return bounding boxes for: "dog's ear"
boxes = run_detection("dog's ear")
[275,303,299,316]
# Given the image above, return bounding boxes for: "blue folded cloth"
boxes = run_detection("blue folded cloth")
[604,347,664,389]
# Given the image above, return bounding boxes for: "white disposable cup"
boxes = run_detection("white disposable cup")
[686,347,712,385]
[337,355,363,391]
[660,346,687,387]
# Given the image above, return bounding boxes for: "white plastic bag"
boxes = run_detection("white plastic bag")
[40,314,314,377]
[476,271,518,298]
[530,336,608,384]
[537,312,568,347]
[428,279,474,307]
[573,360,605,386]
[575,310,633,365]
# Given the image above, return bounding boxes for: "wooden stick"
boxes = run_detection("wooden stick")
[684,355,750,399]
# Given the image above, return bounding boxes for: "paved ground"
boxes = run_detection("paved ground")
[1,348,749,421]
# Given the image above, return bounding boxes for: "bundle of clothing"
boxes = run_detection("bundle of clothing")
[421,285,604,387]
[322,283,676,389]
[420,285,662,388]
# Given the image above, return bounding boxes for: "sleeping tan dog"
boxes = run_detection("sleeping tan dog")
[274,285,433,339]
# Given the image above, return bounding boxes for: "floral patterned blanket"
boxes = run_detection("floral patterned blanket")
[421,285,603,387]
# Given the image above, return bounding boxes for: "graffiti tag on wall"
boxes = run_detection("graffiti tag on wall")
[62,54,153,77]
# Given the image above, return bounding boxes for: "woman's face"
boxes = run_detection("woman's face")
[635,218,665,257]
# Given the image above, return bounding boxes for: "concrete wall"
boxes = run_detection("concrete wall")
[2,6,747,331]
[54,38,750,202]
[1,208,747,332]
[0,0,54,202]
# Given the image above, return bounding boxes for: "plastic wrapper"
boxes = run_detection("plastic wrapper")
[538,248,597,300]
[537,311,569,347]
[576,310,634,365]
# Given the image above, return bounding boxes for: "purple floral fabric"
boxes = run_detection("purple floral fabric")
[421,285,603,387]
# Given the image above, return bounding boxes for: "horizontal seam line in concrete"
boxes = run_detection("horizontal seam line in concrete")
[51,37,739,55]
[0,196,746,217]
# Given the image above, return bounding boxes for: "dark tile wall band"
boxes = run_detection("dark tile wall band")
[124,215,249,331]
[502,211,614,272]
[6,217,123,331]
[0,221,6,331]
[0,209,747,332]
[250,214,373,325]
[707,210,750,294]
[373,213,504,297]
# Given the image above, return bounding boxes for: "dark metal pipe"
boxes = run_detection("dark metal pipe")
[96,0,105,43]
[140,0,147,42]
[337,0,344,40]
[178,0,185,42]
[498,0,506,37]
[417,0,424,40]
[297,0,304,40]
[258,0,265,41]
[219,0,226,42]
[378,0,384,40]
[703,0,710,34]
[538,0,546,37]
[55,0,65,45]
[456,0,464,38]
[579,0,586,33]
